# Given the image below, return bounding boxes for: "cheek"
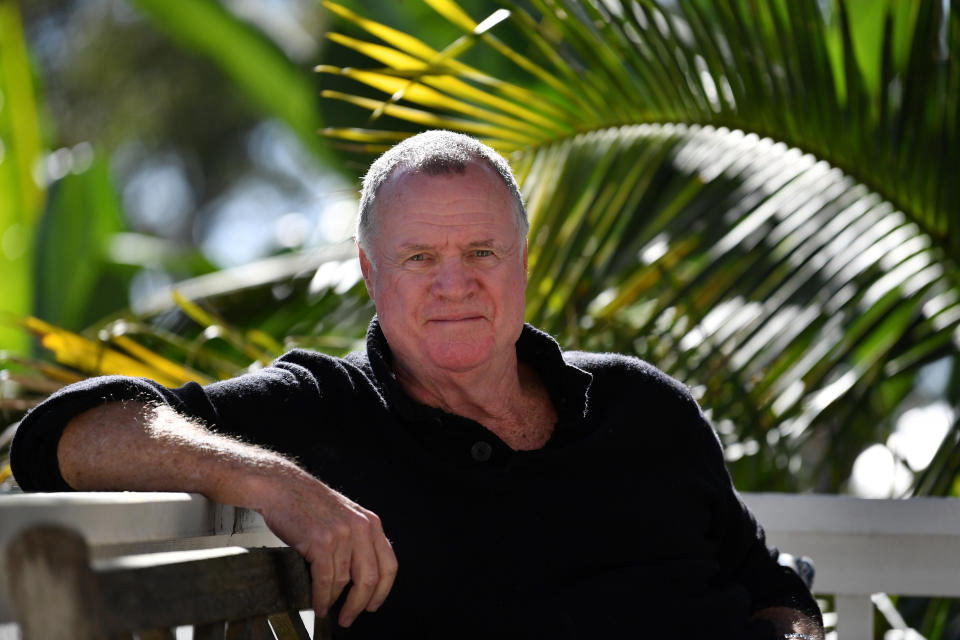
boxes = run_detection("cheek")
[508,267,527,299]
[378,274,423,318]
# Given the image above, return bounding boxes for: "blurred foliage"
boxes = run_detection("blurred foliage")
[0,0,44,356]
[128,0,326,159]
[317,0,960,499]
[2,1,960,635]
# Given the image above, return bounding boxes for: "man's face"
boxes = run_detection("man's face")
[359,161,528,377]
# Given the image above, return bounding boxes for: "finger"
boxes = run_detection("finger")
[309,527,349,617]
[327,534,353,614]
[338,538,381,627]
[367,526,398,612]
[310,555,334,618]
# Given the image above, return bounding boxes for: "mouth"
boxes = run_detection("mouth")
[426,315,485,323]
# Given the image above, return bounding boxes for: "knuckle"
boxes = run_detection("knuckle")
[312,566,334,583]
[364,511,383,528]
[313,528,336,548]
[357,571,380,588]
[348,513,374,535]
[332,521,352,539]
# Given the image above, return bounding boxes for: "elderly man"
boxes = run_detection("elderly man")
[12,131,822,639]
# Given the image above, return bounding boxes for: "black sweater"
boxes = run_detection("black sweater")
[12,319,820,638]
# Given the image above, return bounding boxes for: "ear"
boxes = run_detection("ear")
[359,247,375,302]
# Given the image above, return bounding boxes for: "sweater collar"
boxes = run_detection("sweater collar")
[363,316,592,432]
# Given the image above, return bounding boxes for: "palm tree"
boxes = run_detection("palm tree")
[3,1,959,634]
[5,0,958,497]
[314,0,960,498]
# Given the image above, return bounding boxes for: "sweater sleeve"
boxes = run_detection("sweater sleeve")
[10,349,360,493]
[689,403,823,623]
[567,351,822,629]
[639,363,821,622]
[718,480,822,620]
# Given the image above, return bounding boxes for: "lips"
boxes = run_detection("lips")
[424,312,486,323]
[427,316,483,322]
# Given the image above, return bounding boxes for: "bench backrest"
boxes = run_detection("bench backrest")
[5,524,329,640]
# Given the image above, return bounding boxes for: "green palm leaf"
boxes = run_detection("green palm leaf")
[0,1,44,356]
[319,0,960,494]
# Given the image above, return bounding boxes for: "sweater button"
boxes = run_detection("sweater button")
[470,441,493,462]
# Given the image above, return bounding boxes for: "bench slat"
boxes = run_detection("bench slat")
[5,525,320,640]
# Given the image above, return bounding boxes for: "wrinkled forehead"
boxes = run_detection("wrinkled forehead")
[373,164,517,245]
[379,160,510,206]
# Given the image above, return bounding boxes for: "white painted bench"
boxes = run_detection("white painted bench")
[1,492,959,638]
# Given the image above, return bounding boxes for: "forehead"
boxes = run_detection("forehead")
[376,162,516,235]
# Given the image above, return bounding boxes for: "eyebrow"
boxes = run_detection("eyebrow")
[395,239,501,253]
[396,243,433,253]
[465,239,498,249]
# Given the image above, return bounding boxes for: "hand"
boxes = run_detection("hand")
[252,470,398,628]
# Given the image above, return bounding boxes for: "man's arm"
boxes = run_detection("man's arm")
[663,388,824,638]
[57,400,398,628]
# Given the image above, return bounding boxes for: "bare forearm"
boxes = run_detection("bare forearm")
[57,400,307,508]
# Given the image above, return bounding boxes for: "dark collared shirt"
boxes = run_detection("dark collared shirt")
[12,318,820,638]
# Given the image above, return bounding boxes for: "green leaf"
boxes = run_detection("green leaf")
[129,0,326,158]
[33,155,127,332]
[19,0,959,512]
[0,0,44,355]
[22,316,192,386]
[318,0,960,484]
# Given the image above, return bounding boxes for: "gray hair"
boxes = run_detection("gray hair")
[357,130,528,252]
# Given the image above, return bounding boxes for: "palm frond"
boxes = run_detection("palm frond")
[320,0,960,493]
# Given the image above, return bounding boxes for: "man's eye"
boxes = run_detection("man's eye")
[473,249,493,258]
[409,253,426,262]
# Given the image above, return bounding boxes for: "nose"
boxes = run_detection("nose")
[430,257,477,299]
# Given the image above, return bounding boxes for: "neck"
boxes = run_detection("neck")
[395,354,558,451]
[396,352,525,425]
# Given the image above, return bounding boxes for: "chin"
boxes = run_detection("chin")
[425,342,495,373]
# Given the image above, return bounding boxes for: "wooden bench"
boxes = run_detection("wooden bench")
[7,492,960,637]
[5,524,329,640]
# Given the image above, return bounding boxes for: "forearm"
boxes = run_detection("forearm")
[57,400,309,508]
